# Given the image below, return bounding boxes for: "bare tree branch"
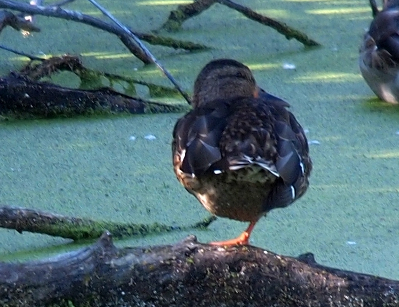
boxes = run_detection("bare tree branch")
[87,0,192,104]
[0,206,216,240]
[0,1,208,55]
[0,8,40,32]
[218,0,320,47]
[161,0,217,31]
[161,0,320,47]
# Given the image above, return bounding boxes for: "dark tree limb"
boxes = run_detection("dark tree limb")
[0,2,200,103]
[85,0,192,104]
[161,0,217,31]
[0,44,44,61]
[0,55,189,119]
[0,74,188,119]
[0,232,398,307]
[0,206,216,241]
[133,31,209,51]
[161,0,320,47]
[218,0,320,47]
[17,55,188,99]
[0,2,209,57]
[0,8,40,32]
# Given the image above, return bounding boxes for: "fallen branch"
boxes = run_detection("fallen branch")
[161,0,320,47]
[0,1,198,104]
[0,1,209,57]
[0,232,398,306]
[0,55,189,119]
[0,8,40,32]
[18,55,188,99]
[0,206,216,240]
[161,0,217,32]
[218,0,320,47]
[87,0,192,104]
[0,74,187,119]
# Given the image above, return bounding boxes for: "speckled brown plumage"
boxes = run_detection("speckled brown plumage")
[172,59,312,245]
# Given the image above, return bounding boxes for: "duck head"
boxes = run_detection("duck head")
[192,59,257,108]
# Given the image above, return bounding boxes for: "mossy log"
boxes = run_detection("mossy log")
[161,0,320,47]
[0,74,187,119]
[0,206,216,241]
[161,0,217,32]
[0,55,189,119]
[0,232,398,307]
[218,0,320,47]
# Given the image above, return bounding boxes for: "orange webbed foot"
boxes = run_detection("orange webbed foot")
[209,220,258,246]
[209,231,250,246]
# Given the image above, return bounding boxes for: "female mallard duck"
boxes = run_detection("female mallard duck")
[359,0,399,104]
[172,59,312,245]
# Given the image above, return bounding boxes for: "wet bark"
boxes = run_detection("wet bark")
[161,0,217,31]
[0,74,187,119]
[0,4,209,61]
[0,55,189,119]
[0,205,216,241]
[161,0,320,47]
[218,0,320,47]
[0,232,398,307]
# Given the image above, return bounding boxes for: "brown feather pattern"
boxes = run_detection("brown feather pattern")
[172,59,311,224]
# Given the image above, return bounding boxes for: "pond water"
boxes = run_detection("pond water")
[0,0,398,281]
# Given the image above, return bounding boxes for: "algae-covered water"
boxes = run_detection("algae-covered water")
[1,0,399,280]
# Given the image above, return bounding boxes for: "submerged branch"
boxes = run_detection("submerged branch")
[0,8,40,32]
[0,2,198,103]
[0,1,209,55]
[160,0,320,47]
[0,206,216,240]
[86,0,192,104]
[0,55,189,119]
[0,74,188,119]
[218,0,320,47]
[161,0,217,31]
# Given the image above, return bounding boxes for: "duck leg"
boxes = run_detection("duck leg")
[210,219,258,246]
